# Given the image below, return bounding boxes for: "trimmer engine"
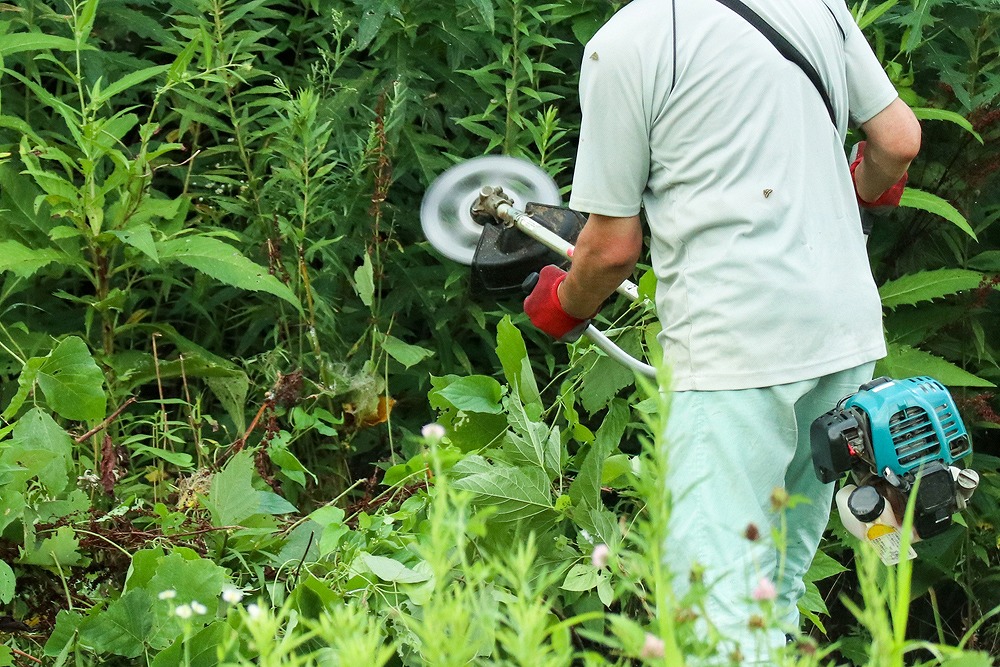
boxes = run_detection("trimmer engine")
[811,376,978,539]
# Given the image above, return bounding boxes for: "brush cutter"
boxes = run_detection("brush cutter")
[420,156,656,378]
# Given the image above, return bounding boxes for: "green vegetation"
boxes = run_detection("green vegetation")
[0,0,998,664]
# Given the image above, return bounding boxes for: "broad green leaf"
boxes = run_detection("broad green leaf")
[0,161,47,236]
[912,108,982,143]
[879,269,984,309]
[78,589,154,658]
[798,581,829,625]
[876,344,994,388]
[146,551,228,606]
[310,506,350,555]
[505,392,561,480]
[145,551,229,649]
[967,251,1000,272]
[436,375,504,414]
[428,375,508,452]
[43,610,85,658]
[204,450,297,526]
[0,560,14,604]
[598,576,614,607]
[257,491,298,515]
[158,235,301,310]
[602,454,634,485]
[356,4,388,49]
[496,316,541,409]
[112,225,159,263]
[561,563,600,592]
[0,240,61,278]
[803,548,848,583]
[465,0,494,31]
[451,455,554,524]
[205,450,259,526]
[899,189,977,241]
[0,491,26,536]
[580,351,635,415]
[152,622,228,667]
[93,65,171,106]
[381,333,433,369]
[123,548,167,592]
[206,372,249,433]
[0,33,93,57]
[579,508,624,551]
[569,400,629,511]
[3,408,74,493]
[131,445,194,469]
[355,251,375,307]
[34,336,107,421]
[358,553,431,584]
[18,525,83,567]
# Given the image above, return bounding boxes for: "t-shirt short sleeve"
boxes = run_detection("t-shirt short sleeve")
[844,20,898,125]
[568,30,652,218]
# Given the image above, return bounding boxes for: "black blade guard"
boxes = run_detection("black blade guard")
[471,203,586,297]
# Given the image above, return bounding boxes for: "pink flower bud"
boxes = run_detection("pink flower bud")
[752,577,777,602]
[591,544,610,569]
[639,632,665,659]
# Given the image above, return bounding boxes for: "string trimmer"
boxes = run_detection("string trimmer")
[420,156,655,378]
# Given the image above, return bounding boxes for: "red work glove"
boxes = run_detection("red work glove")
[523,265,590,342]
[849,141,907,208]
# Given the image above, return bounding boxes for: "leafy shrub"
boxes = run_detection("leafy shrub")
[1,0,1000,664]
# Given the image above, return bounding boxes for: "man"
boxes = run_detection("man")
[524,0,920,661]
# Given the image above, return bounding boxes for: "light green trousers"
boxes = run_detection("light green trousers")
[664,362,875,664]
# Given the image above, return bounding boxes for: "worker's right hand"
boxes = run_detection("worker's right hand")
[523,265,590,342]
[850,141,908,209]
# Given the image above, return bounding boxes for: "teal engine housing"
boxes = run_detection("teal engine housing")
[811,376,973,538]
[846,376,970,478]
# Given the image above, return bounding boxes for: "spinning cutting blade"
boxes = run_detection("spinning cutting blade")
[420,156,561,265]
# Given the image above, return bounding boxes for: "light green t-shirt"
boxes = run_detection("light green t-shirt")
[569,0,898,391]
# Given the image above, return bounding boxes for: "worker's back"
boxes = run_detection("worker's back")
[569,0,896,391]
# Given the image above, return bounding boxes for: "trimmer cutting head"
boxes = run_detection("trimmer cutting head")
[420,156,561,265]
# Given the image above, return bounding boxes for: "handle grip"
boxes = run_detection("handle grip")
[523,272,656,378]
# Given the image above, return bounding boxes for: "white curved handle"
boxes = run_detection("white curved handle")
[492,202,656,377]
[583,325,657,378]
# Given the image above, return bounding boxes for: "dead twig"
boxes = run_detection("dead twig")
[75,398,137,444]
[227,393,275,456]
[12,647,43,664]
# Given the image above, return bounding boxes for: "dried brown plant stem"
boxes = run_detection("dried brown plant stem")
[74,397,137,444]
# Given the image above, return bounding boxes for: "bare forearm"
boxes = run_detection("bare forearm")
[855,98,922,203]
[557,213,643,319]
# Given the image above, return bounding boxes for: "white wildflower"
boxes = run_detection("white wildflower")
[246,603,264,620]
[222,587,245,604]
[175,604,193,619]
[421,423,446,443]
[190,601,207,615]
[158,589,177,600]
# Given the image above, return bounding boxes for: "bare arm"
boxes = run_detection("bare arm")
[854,97,922,203]
[557,213,644,319]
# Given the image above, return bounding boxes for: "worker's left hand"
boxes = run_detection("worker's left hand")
[523,265,590,342]
[850,141,908,208]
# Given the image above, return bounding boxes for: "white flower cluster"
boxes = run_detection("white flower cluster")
[157,586,254,621]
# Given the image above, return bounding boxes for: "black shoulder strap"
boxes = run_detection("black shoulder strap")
[712,0,837,126]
